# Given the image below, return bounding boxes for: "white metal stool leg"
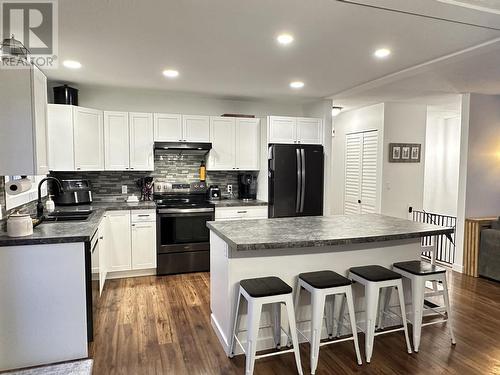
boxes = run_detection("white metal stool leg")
[410,277,425,352]
[284,294,304,375]
[272,303,282,349]
[310,290,326,375]
[336,294,346,338]
[324,295,335,339]
[396,280,413,354]
[364,283,379,363]
[245,298,263,375]
[229,290,242,358]
[441,275,456,345]
[345,288,363,365]
[377,288,386,329]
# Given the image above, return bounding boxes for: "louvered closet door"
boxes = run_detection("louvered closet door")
[360,131,378,213]
[344,133,362,214]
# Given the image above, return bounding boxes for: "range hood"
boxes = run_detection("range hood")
[154,142,212,155]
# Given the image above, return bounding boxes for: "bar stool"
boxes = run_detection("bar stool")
[229,276,303,375]
[392,261,456,352]
[292,271,362,375]
[347,265,412,363]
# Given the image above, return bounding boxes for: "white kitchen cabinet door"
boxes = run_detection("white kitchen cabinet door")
[268,116,297,144]
[106,211,132,272]
[32,66,49,175]
[154,113,182,141]
[131,222,156,270]
[207,117,236,170]
[73,107,104,171]
[236,118,260,170]
[129,112,154,171]
[296,117,322,145]
[97,218,107,295]
[104,111,130,170]
[47,104,75,171]
[182,115,210,142]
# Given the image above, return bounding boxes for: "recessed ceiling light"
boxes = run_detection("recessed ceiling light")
[374,48,391,58]
[290,81,304,89]
[162,69,179,78]
[277,33,294,45]
[63,60,82,69]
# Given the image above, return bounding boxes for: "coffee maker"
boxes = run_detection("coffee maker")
[238,173,257,200]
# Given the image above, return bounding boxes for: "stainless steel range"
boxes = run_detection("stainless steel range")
[155,182,214,275]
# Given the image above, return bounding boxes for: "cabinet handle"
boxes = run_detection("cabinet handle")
[130,167,134,170]
[137,214,150,217]
[131,224,135,226]
[76,167,81,170]
[358,199,361,204]
[178,139,183,142]
[237,211,247,214]
[99,236,103,240]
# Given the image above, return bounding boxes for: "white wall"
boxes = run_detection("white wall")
[423,112,461,216]
[330,103,385,214]
[455,93,500,271]
[381,103,427,218]
[51,83,309,117]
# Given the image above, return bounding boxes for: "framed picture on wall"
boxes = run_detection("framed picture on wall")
[402,146,410,159]
[389,143,421,163]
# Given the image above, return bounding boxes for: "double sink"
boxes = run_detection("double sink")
[43,210,94,222]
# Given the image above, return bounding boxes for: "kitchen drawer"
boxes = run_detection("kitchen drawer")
[215,206,267,221]
[131,209,156,223]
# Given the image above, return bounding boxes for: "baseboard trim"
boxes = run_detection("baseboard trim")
[106,268,156,280]
[452,264,464,273]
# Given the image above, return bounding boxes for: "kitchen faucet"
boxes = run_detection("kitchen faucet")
[37,177,63,218]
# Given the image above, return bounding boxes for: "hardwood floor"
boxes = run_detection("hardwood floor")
[90,272,500,375]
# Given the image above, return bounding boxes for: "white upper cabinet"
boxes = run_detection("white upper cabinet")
[48,105,75,171]
[183,115,210,142]
[154,113,182,141]
[208,117,236,170]
[296,117,323,145]
[207,117,260,171]
[0,64,48,175]
[268,116,297,144]
[236,118,260,170]
[104,111,130,170]
[129,112,154,171]
[268,116,322,145]
[73,107,104,171]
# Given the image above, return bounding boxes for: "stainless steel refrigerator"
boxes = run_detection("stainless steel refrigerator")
[268,144,324,218]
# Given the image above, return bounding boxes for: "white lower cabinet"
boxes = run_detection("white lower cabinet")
[97,218,107,295]
[131,222,157,269]
[106,211,132,272]
[214,206,268,221]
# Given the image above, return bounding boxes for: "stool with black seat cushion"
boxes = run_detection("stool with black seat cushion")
[346,265,412,363]
[292,271,362,374]
[229,276,303,375]
[391,261,456,352]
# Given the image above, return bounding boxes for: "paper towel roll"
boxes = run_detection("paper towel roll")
[6,178,32,195]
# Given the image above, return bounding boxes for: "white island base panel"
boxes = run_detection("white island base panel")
[210,232,421,355]
[0,243,88,371]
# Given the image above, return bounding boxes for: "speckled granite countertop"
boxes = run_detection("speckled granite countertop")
[207,214,454,252]
[211,199,267,208]
[0,201,156,247]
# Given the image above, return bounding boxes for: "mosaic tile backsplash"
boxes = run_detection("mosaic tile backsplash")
[49,153,256,200]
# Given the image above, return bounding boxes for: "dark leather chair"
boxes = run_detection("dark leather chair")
[479,218,500,282]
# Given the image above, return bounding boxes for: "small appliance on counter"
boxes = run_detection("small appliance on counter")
[207,185,221,200]
[238,173,258,200]
[137,177,154,201]
[53,179,92,205]
[6,212,33,237]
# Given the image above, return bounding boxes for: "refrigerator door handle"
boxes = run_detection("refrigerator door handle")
[300,148,306,213]
[296,148,301,213]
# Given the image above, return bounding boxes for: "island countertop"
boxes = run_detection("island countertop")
[207,213,454,252]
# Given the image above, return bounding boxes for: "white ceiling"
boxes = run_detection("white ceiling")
[46,0,500,100]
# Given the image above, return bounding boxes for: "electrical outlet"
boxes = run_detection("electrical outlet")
[122,185,127,194]
[227,184,233,194]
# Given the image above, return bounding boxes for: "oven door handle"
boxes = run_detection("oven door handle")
[157,208,215,214]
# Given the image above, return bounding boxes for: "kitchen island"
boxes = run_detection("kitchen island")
[207,214,453,355]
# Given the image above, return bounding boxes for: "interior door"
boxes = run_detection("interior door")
[344,133,362,214]
[104,111,130,170]
[268,144,299,218]
[129,112,154,171]
[73,107,104,171]
[300,145,324,216]
[360,131,379,213]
